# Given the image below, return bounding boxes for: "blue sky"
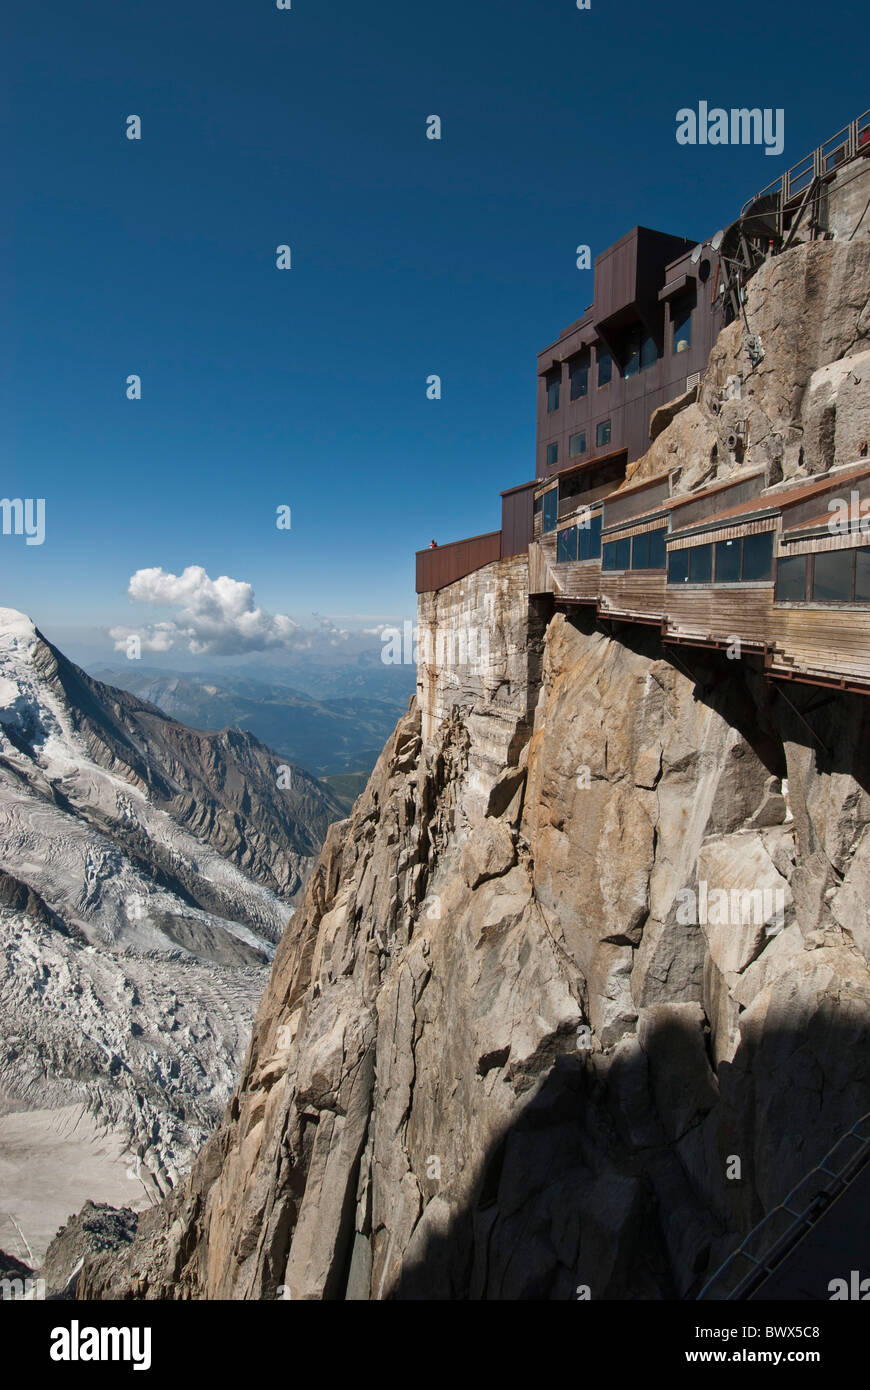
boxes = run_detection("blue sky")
[3,0,866,666]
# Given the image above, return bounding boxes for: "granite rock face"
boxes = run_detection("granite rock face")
[80,592,870,1301]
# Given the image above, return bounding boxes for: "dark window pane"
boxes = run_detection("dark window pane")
[640,333,658,370]
[557,527,577,562]
[741,531,774,582]
[668,549,689,584]
[631,532,650,569]
[812,550,854,601]
[569,431,586,457]
[597,351,612,387]
[547,377,560,412]
[603,542,618,572]
[648,527,667,569]
[588,512,602,559]
[856,548,870,602]
[775,555,807,602]
[543,489,558,534]
[616,537,631,570]
[715,538,741,583]
[689,544,713,583]
[623,329,640,380]
[673,299,692,353]
[596,419,612,447]
[560,471,584,501]
[569,359,588,399]
[546,442,558,467]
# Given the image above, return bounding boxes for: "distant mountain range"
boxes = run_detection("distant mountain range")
[88,662,417,806]
[0,609,344,1264]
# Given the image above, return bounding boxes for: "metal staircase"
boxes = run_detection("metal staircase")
[697,1111,870,1300]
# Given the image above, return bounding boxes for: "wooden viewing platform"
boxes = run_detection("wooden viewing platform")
[531,461,870,696]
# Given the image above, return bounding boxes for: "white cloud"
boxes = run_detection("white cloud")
[108,621,182,653]
[310,612,350,644]
[110,566,301,656]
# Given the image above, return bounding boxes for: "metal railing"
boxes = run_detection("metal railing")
[741,109,870,221]
[697,1110,870,1300]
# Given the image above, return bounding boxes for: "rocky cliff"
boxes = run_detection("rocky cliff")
[80,223,870,1302]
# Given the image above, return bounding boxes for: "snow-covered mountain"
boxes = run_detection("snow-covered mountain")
[0,608,343,1264]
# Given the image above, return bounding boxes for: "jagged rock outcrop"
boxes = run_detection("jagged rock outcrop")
[41,1202,138,1298]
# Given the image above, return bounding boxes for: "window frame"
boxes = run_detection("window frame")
[672,295,694,354]
[774,554,808,603]
[569,356,589,401]
[812,548,857,603]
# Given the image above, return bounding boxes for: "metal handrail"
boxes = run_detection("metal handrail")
[697,1110,870,1300]
[741,109,870,220]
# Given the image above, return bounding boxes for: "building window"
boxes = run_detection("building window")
[602,537,631,571]
[623,327,659,378]
[569,356,589,400]
[577,511,602,561]
[597,350,612,387]
[775,555,807,602]
[596,419,612,448]
[672,298,693,353]
[741,531,774,582]
[542,488,558,534]
[667,543,713,583]
[547,374,560,413]
[640,332,658,370]
[631,529,667,569]
[813,550,855,602]
[557,526,578,563]
[560,470,586,504]
[546,442,559,467]
[714,538,741,583]
[690,544,713,583]
[668,549,689,584]
[569,431,587,457]
[631,532,649,568]
[856,548,870,602]
[648,527,667,569]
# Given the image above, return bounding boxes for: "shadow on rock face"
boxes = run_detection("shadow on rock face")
[389,1001,870,1301]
